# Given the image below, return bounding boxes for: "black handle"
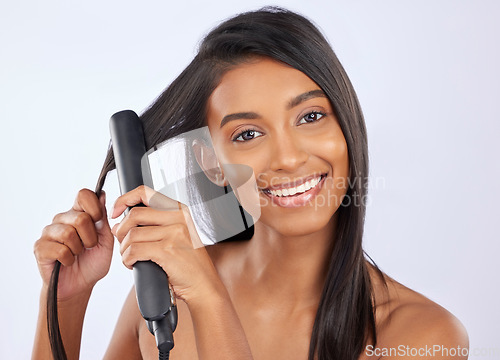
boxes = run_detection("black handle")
[110,110,175,351]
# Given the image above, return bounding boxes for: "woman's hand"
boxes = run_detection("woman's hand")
[111,185,224,305]
[33,189,114,301]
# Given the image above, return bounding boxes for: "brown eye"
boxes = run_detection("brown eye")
[299,111,325,124]
[232,128,263,142]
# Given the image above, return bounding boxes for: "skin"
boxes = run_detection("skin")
[32,58,469,360]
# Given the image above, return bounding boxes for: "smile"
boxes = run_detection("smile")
[265,175,324,197]
[261,174,327,208]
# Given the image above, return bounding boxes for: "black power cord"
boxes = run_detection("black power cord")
[159,350,170,360]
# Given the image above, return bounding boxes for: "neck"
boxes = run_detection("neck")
[238,214,337,312]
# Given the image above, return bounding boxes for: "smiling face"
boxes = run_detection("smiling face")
[205,57,350,237]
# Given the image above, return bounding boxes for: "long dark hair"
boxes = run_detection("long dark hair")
[47,6,385,360]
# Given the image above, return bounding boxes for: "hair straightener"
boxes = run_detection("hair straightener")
[110,110,177,360]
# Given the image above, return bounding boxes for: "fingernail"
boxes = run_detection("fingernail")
[110,202,117,218]
[95,220,104,231]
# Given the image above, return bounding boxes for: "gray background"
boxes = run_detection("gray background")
[1,0,498,359]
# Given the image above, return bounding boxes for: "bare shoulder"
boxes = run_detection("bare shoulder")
[367,265,469,359]
[104,286,143,359]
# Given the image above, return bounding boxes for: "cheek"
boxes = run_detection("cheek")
[330,135,349,176]
[210,137,264,190]
[211,141,264,222]
[310,126,349,172]
[332,140,350,198]
[211,136,265,173]
[309,127,350,195]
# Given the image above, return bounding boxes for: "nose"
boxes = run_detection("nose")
[268,130,309,172]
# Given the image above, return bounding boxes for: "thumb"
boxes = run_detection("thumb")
[95,191,112,238]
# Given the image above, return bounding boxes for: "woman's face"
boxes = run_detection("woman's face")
[205,57,350,237]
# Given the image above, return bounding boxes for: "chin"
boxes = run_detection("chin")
[258,212,335,238]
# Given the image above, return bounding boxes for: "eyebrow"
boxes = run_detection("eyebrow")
[287,89,326,109]
[219,89,327,128]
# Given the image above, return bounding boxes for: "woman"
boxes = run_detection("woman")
[32,7,469,360]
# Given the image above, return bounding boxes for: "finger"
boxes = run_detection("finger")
[119,226,166,255]
[111,223,119,236]
[111,185,181,219]
[115,207,205,251]
[72,188,103,223]
[121,240,173,270]
[113,206,185,242]
[41,223,85,257]
[120,223,195,257]
[53,210,98,249]
[95,191,113,241]
[34,236,77,268]
[177,205,205,249]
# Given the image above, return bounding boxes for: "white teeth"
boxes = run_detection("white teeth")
[268,176,322,197]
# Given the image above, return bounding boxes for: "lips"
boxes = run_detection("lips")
[261,173,328,208]
[264,173,327,192]
[262,173,327,194]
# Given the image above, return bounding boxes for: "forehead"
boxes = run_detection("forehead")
[206,58,321,127]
